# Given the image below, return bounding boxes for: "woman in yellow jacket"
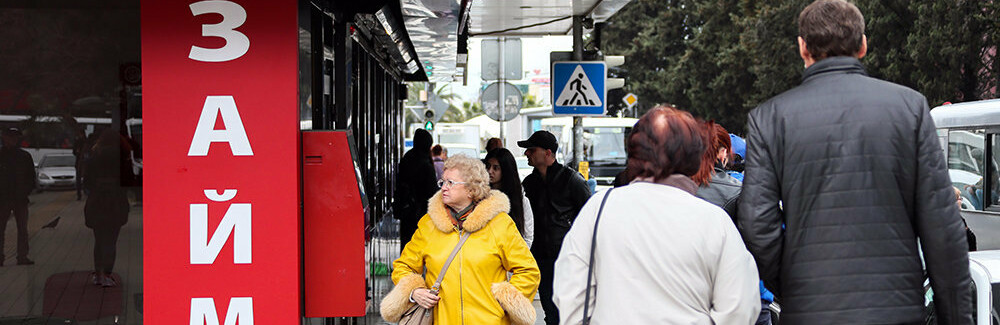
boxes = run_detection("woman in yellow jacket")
[382,154,540,325]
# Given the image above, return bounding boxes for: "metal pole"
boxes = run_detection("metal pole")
[572,16,584,169]
[499,37,506,144]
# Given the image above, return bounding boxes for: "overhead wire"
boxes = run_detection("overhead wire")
[470,15,573,36]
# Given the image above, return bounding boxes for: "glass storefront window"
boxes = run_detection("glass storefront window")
[0,2,141,323]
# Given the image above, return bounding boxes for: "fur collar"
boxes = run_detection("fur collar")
[427,190,510,233]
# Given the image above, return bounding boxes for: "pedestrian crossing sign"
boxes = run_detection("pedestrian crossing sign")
[552,61,607,115]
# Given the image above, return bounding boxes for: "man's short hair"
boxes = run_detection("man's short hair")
[798,0,866,60]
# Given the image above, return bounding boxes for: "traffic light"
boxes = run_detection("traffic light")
[423,120,434,131]
[604,55,625,90]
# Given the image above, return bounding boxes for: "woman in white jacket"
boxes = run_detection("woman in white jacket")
[485,148,534,248]
[553,106,760,325]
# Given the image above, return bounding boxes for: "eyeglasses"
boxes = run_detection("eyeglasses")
[437,179,467,188]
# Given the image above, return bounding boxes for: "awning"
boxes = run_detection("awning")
[398,0,632,83]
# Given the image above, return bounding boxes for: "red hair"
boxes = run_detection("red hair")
[692,122,732,185]
[626,105,707,182]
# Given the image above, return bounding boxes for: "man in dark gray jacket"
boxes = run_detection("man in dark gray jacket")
[737,1,972,324]
[520,130,591,325]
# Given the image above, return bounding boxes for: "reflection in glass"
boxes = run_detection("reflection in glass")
[950,130,986,210]
[0,2,141,323]
[989,134,1000,209]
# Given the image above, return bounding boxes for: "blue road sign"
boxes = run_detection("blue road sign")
[552,61,607,115]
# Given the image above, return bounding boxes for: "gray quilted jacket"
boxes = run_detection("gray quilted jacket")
[737,57,971,324]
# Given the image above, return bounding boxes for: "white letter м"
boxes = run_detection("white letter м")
[190,297,254,325]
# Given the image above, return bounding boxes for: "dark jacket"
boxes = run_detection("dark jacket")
[84,147,130,229]
[392,131,438,230]
[695,166,741,221]
[523,161,591,259]
[738,57,971,324]
[0,146,35,204]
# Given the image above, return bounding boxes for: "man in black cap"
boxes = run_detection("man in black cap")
[518,130,591,325]
[0,128,36,266]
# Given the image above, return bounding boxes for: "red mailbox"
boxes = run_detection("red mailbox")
[302,130,367,317]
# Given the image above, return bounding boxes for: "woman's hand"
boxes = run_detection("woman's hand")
[411,288,441,309]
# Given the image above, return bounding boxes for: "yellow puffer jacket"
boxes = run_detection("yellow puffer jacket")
[381,190,540,325]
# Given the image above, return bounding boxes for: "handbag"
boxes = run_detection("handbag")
[582,188,614,325]
[398,230,472,325]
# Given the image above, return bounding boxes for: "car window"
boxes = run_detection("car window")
[584,127,628,162]
[987,134,1000,211]
[951,130,986,210]
[41,155,75,168]
[949,130,984,174]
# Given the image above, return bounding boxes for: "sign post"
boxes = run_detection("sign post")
[482,38,521,142]
[143,0,300,323]
[623,93,638,117]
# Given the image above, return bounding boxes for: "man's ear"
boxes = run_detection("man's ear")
[856,34,868,59]
[798,36,816,67]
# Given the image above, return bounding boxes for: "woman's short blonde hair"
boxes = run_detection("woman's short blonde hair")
[443,154,491,202]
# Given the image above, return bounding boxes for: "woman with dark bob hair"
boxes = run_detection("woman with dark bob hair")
[552,105,761,324]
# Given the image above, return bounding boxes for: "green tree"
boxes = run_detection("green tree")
[903,0,990,104]
[602,0,1000,133]
[440,101,483,123]
[601,0,696,114]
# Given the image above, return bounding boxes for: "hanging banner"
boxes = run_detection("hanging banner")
[142,0,300,323]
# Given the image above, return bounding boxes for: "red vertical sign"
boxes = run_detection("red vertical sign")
[142,1,300,323]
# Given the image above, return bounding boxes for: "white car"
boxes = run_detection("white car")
[36,154,76,191]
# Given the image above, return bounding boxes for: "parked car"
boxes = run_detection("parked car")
[36,153,76,191]
[929,99,1000,324]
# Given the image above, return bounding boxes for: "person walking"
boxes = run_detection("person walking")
[693,122,774,325]
[381,154,540,325]
[518,130,591,325]
[393,129,438,252]
[738,1,972,323]
[484,148,534,248]
[84,130,131,286]
[432,144,447,181]
[553,106,760,324]
[0,128,35,266]
[726,134,746,182]
[694,122,741,221]
[485,137,504,153]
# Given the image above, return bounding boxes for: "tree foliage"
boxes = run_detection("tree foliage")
[602,0,1000,133]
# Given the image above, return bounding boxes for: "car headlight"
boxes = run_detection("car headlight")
[39,173,50,180]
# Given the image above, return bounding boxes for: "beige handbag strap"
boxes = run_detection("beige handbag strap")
[431,230,471,292]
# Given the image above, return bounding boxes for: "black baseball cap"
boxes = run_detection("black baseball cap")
[1,128,21,137]
[517,130,558,152]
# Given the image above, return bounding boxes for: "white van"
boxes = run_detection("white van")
[539,116,637,186]
[930,99,1000,324]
